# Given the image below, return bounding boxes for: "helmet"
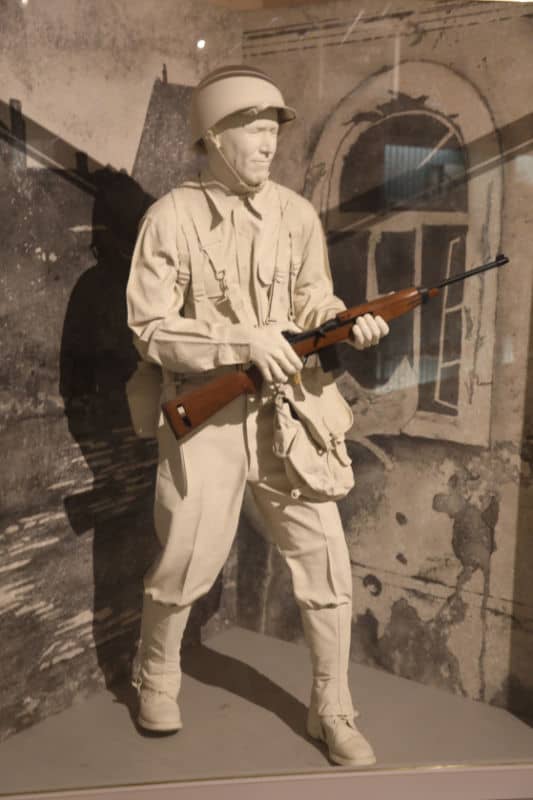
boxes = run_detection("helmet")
[190,64,296,145]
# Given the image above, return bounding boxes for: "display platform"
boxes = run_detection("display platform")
[1,626,533,798]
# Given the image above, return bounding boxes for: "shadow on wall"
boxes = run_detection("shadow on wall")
[59,166,225,688]
[59,166,155,689]
[53,93,222,684]
[0,78,225,738]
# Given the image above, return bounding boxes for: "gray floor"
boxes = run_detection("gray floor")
[1,626,533,795]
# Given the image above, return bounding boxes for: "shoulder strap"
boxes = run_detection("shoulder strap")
[266,186,304,323]
[170,187,208,307]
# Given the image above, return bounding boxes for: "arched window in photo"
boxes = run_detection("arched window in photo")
[308,62,503,446]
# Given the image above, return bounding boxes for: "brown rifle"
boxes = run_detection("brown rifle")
[162,254,508,441]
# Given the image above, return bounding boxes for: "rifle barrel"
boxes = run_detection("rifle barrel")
[436,254,508,290]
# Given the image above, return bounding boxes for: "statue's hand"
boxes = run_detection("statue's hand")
[248,322,303,383]
[348,314,390,350]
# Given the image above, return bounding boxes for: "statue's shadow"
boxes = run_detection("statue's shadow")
[181,644,307,738]
[113,641,313,750]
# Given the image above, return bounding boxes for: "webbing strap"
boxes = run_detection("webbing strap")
[266,186,301,323]
[171,188,208,305]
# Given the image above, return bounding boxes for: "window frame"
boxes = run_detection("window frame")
[309,61,503,447]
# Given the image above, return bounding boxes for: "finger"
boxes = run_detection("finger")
[276,350,302,377]
[279,339,304,371]
[258,361,273,383]
[285,349,304,372]
[267,358,290,384]
[350,324,366,350]
[374,315,390,337]
[354,315,373,346]
[362,313,381,345]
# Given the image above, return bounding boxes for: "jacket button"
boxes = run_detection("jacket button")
[290,488,301,500]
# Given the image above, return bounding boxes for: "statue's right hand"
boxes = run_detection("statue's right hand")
[248,323,304,384]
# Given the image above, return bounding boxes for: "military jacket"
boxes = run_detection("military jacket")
[126,171,347,375]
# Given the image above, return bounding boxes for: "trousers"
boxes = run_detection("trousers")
[137,383,355,716]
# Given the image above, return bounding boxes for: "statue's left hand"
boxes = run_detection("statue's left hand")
[349,313,390,350]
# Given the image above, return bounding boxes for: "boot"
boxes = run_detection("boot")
[300,603,376,767]
[307,706,376,767]
[132,594,191,733]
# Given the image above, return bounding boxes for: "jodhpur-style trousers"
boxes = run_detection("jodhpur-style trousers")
[138,383,355,716]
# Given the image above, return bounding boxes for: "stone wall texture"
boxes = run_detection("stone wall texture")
[1,0,533,749]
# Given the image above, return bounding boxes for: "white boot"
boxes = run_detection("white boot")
[307,707,376,767]
[301,604,375,767]
[132,594,191,733]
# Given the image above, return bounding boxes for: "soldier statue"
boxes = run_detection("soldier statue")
[126,64,389,767]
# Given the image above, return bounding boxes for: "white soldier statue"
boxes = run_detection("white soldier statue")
[126,64,390,767]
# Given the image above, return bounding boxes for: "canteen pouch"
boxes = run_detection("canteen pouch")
[272,370,355,502]
[126,361,162,439]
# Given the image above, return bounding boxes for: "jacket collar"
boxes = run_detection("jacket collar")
[199,168,273,227]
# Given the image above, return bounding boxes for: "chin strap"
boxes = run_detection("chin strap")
[205,132,268,197]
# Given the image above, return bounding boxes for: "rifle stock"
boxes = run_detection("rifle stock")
[161,255,508,442]
[162,365,262,439]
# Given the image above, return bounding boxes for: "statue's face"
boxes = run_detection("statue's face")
[210,108,279,186]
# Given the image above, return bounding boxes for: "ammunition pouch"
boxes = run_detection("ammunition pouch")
[272,369,355,502]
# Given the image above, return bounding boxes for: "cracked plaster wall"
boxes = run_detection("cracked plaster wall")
[233,0,533,724]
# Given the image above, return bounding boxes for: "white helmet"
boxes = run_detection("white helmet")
[190,64,296,145]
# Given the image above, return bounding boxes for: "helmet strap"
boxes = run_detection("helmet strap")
[204,131,268,197]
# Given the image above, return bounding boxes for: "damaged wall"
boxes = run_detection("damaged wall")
[235,0,533,722]
[0,0,241,740]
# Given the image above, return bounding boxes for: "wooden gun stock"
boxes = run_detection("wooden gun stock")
[161,254,508,442]
[162,365,262,439]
